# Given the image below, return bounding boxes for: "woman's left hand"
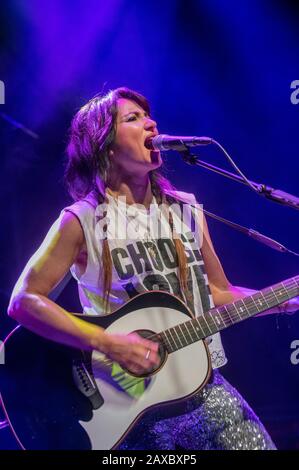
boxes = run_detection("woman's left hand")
[280,297,299,315]
[257,297,299,317]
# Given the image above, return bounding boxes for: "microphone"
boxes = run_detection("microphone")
[145,134,213,151]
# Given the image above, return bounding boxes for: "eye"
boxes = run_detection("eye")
[125,112,150,122]
[127,114,137,122]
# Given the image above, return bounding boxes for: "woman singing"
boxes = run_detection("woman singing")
[8,87,298,450]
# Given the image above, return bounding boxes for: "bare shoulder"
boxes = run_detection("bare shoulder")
[57,210,85,248]
[36,210,87,261]
[61,211,88,267]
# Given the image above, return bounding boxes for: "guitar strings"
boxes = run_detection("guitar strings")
[90,279,298,373]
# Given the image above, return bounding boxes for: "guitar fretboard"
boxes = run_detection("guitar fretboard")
[158,275,299,353]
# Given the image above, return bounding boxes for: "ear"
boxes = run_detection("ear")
[109,149,114,158]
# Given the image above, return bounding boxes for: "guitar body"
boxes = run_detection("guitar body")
[0,291,211,450]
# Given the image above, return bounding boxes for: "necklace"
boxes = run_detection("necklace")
[127,213,158,261]
[106,191,159,260]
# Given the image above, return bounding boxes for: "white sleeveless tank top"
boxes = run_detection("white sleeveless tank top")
[62,190,227,369]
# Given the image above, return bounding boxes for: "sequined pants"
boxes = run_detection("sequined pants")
[118,370,276,450]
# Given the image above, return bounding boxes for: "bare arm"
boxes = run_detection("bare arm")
[8,211,159,373]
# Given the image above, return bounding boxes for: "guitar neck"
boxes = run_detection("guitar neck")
[159,275,299,353]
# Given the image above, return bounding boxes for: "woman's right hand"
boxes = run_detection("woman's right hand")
[101,332,160,375]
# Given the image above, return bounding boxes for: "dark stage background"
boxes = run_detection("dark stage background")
[0,0,298,449]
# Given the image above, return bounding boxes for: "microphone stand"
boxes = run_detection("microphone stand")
[201,207,299,257]
[178,148,299,257]
[179,146,299,211]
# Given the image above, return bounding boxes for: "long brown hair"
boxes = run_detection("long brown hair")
[65,87,188,311]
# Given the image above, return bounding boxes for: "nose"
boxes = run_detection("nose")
[144,115,158,131]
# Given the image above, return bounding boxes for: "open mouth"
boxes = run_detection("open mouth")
[144,137,154,150]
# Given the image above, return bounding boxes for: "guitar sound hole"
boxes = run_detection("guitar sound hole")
[127,329,167,378]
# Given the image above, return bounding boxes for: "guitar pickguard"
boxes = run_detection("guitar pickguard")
[91,352,152,399]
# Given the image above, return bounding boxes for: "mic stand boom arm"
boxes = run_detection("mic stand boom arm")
[177,148,299,256]
[179,147,299,211]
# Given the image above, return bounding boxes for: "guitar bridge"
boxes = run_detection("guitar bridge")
[72,359,104,410]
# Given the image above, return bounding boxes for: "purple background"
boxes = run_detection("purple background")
[0,0,298,449]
